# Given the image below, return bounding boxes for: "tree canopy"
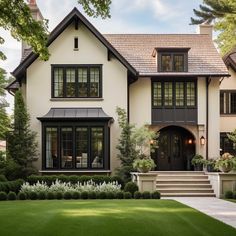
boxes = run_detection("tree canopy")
[191,0,236,55]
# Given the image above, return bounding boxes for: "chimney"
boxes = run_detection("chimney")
[197,22,213,39]
[21,0,44,57]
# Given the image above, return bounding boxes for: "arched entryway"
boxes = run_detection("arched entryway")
[152,126,196,171]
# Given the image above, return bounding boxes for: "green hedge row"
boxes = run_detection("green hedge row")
[0,179,24,193]
[27,175,125,188]
[225,190,236,199]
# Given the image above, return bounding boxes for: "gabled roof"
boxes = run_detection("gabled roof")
[104,34,229,77]
[12,7,138,79]
[223,49,236,72]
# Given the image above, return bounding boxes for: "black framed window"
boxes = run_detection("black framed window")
[220,133,236,155]
[152,80,196,108]
[159,53,187,72]
[52,65,102,98]
[43,123,108,170]
[220,90,236,114]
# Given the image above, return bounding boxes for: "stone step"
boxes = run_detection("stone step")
[161,192,216,197]
[157,188,214,193]
[151,171,205,176]
[156,184,212,189]
[156,175,208,179]
[156,180,211,184]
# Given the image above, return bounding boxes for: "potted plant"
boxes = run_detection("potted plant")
[191,154,204,171]
[215,153,235,173]
[204,159,216,172]
[133,156,156,173]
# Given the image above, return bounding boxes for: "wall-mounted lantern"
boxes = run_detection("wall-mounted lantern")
[200,136,205,145]
[188,139,193,144]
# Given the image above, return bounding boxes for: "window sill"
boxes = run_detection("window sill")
[50,98,104,101]
[40,170,111,173]
[220,114,236,117]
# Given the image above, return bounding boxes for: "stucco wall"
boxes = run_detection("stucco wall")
[26,23,128,172]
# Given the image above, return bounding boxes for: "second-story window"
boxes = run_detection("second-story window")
[220,90,236,114]
[52,65,102,98]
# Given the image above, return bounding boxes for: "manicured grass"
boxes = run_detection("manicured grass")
[0,200,235,236]
[226,199,236,203]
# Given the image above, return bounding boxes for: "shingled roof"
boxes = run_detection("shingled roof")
[224,50,236,72]
[104,34,228,77]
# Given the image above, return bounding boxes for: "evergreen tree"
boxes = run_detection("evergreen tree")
[191,0,236,55]
[7,91,38,175]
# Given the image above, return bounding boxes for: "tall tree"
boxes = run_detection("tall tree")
[191,0,236,55]
[0,0,111,61]
[0,68,10,139]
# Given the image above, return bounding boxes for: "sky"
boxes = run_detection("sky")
[0,0,203,113]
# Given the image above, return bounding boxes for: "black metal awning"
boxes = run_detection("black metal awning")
[37,108,113,122]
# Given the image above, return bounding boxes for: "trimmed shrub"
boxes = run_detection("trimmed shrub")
[88,191,96,199]
[18,192,26,200]
[64,192,72,200]
[142,191,151,199]
[8,191,17,200]
[29,192,38,200]
[116,191,124,199]
[106,192,115,199]
[0,191,7,200]
[233,191,236,200]
[97,191,106,199]
[47,192,55,200]
[0,179,24,193]
[124,192,132,199]
[81,191,89,199]
[124,182,138,196]
[38,191,46,200]
[0,174,7,182]
[134,191,142,199]
[151,191,161,199]
[225,190,233,199]
[55,192,63,200]
[71,191,80,199]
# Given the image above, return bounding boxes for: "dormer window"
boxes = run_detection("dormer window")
[156,48,189,72]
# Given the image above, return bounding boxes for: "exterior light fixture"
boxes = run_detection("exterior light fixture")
[200,136,205,145]
[188,139,193,144]
[150,140,154,145]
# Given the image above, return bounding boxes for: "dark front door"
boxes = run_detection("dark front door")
[154,126,195,171]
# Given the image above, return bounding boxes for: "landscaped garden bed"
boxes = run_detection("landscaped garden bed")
[0,200,235,236]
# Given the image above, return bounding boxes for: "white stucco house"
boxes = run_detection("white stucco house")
[7,2,231,175]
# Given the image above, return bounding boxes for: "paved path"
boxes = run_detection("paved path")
[164,197,236,229]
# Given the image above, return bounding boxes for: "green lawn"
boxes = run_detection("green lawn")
[226,199,236,203]
[0,200,235,236]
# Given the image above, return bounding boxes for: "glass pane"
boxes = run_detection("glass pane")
[230,92,236,114]
[164,82,173,106]
[76,128,88,168]
[186,82,196,106]
[175,82,184,106]
[91,127,104,168]
[174,55,184,72]
[90,67,100,97]
[153,82,162,106]
[61,128,73,169]
[161,55,171,71]
[78,68,88,97]
[54,68,63,97]
[220,92,225,114]
[46,128,58,169]
[66,68,76,97]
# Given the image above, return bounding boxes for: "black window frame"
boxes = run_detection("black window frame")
[42,121,109,171]
[51,64,103,98]
[220,132,236,155]
[220,90,236,115]
[152,79,197,109]
[158,52,188,72]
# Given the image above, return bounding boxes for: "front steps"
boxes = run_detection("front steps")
[154,171,215,197]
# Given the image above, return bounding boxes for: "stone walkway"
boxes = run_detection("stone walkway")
[165,197,236,229]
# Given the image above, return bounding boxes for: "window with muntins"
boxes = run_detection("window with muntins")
[220,90,236,114]
[152,80,196,108]
[52,65,102,98]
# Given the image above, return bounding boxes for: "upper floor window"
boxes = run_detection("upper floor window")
[220,90,236,114]
[153,80,196,108]
[52,65,102,98]
[156,48,189,72]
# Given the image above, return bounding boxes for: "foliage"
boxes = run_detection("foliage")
[78,0,111,19]
[134,191,142,199]
[17,192,26,200]
[38,191,46,200]
[133,157,156,172]
[72,191,80,199]
[0,179,24,193]
[47,192,55,200]
[123,192,132,199]
[28,191,38,200]
[227,129,236,150]
[191,154,204,166]
[115,191,124,199]
[224,190,233,199]
[64,191,72,200]
[142,191,151,199]
[0,191,7,200]
[81,191,89,199]
[106,191,115,199]
[0,174,7,182]
[7,191,16,200]
[151,191,161,199]
[233,191,236,199]
[191,0,236,55]
[88,191,96,199]
[55,191,63,200]
[124,182,138,196]
[215,152,235,169]
[97,191,106,199]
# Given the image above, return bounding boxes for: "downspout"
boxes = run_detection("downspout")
[206,77,211,160]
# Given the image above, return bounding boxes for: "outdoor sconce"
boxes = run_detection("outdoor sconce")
[188,139,193,145]
[200,136,205,145]
[150,140,154,145]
